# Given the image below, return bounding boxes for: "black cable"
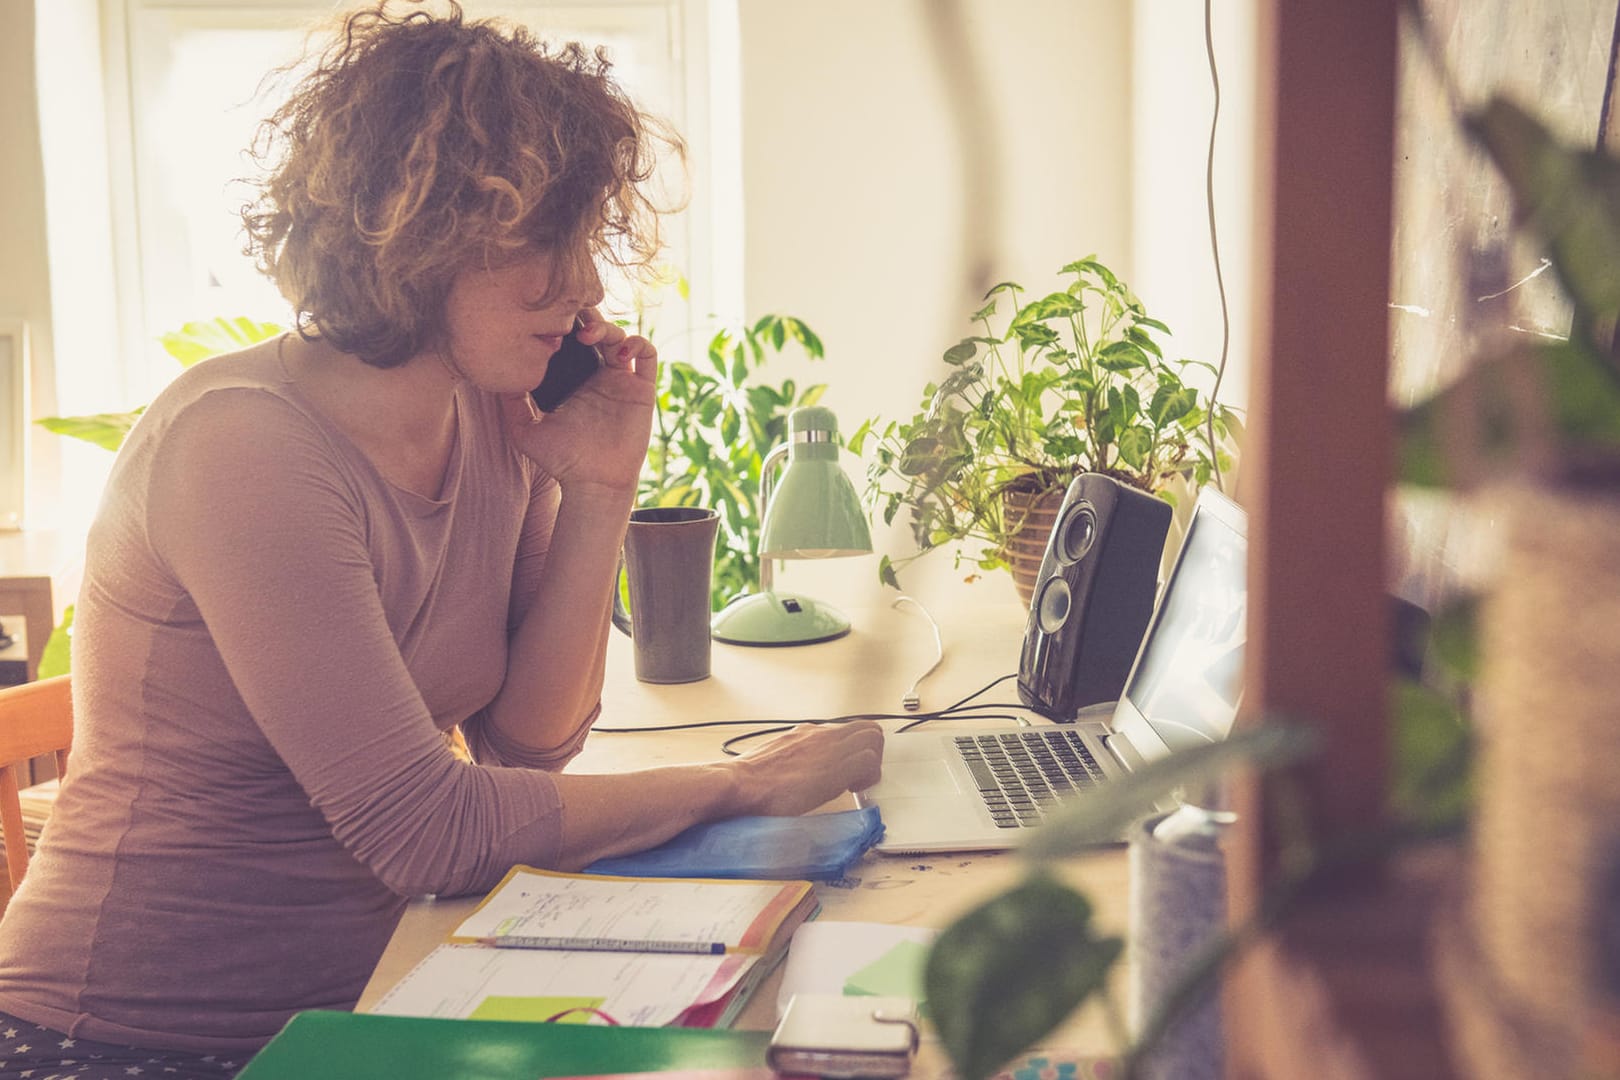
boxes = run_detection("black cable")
[939,672,1020,712]
[1202,0,1232,493]
[721,709,1029,755]
[591,709,967,738]
[891,709,1026,736]
[591,671,1030,755]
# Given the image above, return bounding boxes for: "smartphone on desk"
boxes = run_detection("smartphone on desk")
[530,321,602,412]
[768,993,919,1079]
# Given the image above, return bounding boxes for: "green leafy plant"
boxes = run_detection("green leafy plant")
[636,312,828,610]
[1385,588,1477,831]
[35,605,73,680]
[849,257,1242,589]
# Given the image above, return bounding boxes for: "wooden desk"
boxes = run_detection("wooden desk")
[357,599,1130,1064]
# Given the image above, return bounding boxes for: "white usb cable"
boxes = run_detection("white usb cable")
[891,595,943,711]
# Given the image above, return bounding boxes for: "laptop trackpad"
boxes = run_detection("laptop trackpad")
[870,759,967,797]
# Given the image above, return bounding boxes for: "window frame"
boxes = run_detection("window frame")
[93,0,733,401]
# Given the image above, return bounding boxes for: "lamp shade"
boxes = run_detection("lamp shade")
[758,407,873,559]
[710,406,872,647]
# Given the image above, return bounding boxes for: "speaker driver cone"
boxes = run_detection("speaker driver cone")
[1057,502,1099,565]
[1036,577,1072,634]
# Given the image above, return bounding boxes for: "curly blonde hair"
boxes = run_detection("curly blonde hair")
[242,1,680,367]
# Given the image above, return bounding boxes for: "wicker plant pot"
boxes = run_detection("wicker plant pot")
[1000,486,1067,608]
[1436,481,1620,1078]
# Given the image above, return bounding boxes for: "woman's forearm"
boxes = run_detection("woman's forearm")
[547,761,741,870]
[485,482,634,752]
[545,720,885,871]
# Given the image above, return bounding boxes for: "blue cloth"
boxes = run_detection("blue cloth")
[585,807,885,881]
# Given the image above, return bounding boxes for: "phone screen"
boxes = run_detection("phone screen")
[530,326,602,412]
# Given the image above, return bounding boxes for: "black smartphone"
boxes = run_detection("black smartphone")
[529,323,603,412]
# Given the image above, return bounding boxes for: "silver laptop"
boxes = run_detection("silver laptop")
[856,488,1247,854]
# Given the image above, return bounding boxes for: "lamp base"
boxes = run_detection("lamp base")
[710,590,852,646]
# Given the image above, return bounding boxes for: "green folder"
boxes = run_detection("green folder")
[237,1010,771,1080]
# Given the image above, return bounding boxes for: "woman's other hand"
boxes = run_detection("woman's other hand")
[549,720,884,871]
[730,720,885,817]
[502,313,657,495]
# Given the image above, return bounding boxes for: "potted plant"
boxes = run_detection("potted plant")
[849,256,1242,603]
[634,309,829,611]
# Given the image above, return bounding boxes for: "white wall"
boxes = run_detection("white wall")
[736,0,1135,612]
[36,0,124,535]
[1131,0,1256,415]
[0,3,58,534]
[737,0,1134,430]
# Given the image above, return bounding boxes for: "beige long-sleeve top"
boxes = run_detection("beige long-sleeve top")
[0,345,593,1053]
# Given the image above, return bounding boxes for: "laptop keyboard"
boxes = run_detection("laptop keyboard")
[953,730,1106,828]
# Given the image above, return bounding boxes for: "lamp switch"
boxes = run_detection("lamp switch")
[781,597,803,613]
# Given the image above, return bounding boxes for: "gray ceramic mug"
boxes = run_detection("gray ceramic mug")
[611,507,720,683]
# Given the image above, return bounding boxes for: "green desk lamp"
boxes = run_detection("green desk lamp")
[710,406,873,646]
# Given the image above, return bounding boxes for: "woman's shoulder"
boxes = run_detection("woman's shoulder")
[113,338,368,492]
[157,334,289,395]
[142,338,337,442]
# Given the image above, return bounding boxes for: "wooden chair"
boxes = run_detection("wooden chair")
[0,675,72,910]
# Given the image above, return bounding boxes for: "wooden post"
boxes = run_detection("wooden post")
[1226,0,1401,1075]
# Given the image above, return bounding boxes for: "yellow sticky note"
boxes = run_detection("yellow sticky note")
[469,995,606,1023]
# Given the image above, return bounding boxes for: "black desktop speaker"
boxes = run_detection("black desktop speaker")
[1017,473,1173,720]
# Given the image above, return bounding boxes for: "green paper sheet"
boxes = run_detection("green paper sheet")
[843,939,930,1001]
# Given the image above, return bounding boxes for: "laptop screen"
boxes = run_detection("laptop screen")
[1120,491,1248,755]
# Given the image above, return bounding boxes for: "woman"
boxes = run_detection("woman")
[0,5,882,1077]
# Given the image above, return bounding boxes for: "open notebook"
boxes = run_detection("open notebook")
[369,868,817,1028]
[855,488,1247,854]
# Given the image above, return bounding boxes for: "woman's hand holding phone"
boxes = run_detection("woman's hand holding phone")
[503,314,658,495]
[529,320,603,412]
